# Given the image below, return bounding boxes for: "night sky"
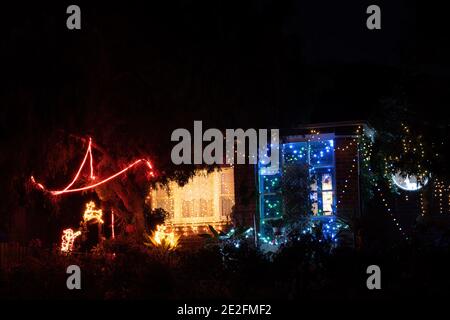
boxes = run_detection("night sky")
[1,0,449,177]
[2,1,447,126]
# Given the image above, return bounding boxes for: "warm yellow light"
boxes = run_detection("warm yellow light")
[150,168,234,228]
[147,224,179,250]
[83,201,104,224]
[61,228,82,253]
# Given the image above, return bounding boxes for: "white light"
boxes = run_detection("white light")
[392,172,429,191]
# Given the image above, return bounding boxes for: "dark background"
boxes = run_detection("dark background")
[1,1,449,241]
[2,0,449,128]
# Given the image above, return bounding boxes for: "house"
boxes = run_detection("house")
[151,121,373,245]
[151,167,235,236]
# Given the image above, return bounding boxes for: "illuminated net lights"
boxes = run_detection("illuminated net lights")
[60,228,82,253]
[83,201,104,224]
[151,168,235,228]
[145,224,180,250]
[30,137,155,196]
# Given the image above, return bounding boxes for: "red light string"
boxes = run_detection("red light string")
[31,137,155,196]
[61,137,93,193]
[111,210,115,239]
[89,139,95,180]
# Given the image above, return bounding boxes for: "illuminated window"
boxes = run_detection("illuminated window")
[151,168,235,228]
[259,137,336,234]
[310,168,335,216]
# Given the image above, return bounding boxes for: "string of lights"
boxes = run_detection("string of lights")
[31,137,155,196]
[419,191,426,216]
[375,185,409,240]
[111,210,115,239]
[337,156,357,208]
[359,125,409,240]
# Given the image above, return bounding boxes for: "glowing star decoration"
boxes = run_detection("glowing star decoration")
[392,172,429,191]
[30,137,155,196]
[61,228,82,253]
[145,224,180,250]
[83,201,104,224]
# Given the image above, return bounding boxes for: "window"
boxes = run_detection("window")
[258,137,336,234]
[310,168,335,216]
[151,168,235,228]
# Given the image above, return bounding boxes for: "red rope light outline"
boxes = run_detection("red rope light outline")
[31,138,155,195]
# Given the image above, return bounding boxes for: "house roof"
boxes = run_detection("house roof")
[280,120,374,138]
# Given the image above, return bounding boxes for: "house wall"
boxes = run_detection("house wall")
[335,137,360,220]
[232,164,257,228]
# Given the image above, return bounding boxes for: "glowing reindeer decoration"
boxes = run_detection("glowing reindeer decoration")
[29,137,157,252]
[83,201,104,224]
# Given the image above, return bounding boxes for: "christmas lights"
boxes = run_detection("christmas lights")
[337,156,357,208]
[111,210,115,239]
[60,201,107,254]
[356,125,410,240]
[375,185,408,240]
[61,228,82,253]
[260,139,336,226]
[151,168,234,227]
[31,137,155,196]
[384,123,430,190]
[146,224,179,250]
[258,218,348,246]
[419,192,426,216]
[83,201,104,224]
